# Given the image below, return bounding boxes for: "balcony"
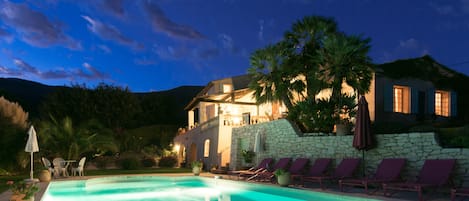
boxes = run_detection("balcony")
[179,114,270,135]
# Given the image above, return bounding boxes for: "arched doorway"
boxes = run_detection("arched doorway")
[189,143,197,164]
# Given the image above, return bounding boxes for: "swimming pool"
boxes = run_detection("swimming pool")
[41,176,381,201]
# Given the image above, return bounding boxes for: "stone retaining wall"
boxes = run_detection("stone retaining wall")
[231,119,469,185]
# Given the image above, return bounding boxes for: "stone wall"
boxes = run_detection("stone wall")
[231,119,469,185]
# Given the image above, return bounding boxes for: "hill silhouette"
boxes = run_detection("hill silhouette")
[0,78,203,126]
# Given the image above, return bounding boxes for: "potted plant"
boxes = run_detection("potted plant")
[241,150,255,165]
[191,160,203,176]
[273,169,291,187]
[38,168,51,182]
[6,180,39,201]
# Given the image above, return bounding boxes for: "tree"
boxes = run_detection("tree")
[248,42,299,111]
[314,33,373,125]
[92,83,141,130]
[315,33,373,96]
[248,16,340,112]
[0,97,29,170]
[41,83,141,130]
[248,15,374,133]
[283,16,339,98]
[40,84,93,124]
[38,116,118,159]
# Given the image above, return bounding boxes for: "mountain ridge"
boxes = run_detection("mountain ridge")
[0,77,203,126]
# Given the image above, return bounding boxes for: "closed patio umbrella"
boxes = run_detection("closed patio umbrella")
[253,130,264,165]
[353,96,374,176]
[25,125,39,181]
[253,131,262,153]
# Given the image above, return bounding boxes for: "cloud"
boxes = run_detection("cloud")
[81,62,109,80]
[0,27,13,43]
[0,58,110,81]
[380,38,430,62]
[153,44,188,60]
[218,33,239,54]
[219,34,233,50]
[134,57,157,66]
[102,0,125,18]
[0,65,21,76]
[97,44,112,54]
[82,15,143,50]
[40,68,70,79]
[399,38,419,49]
[429,1,469,15]
[258,20,264,42]
[142,0,205,40]
[0,1,81,50]
[429,2,455,15]
[13,58,39,74]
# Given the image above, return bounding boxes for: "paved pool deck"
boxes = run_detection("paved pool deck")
[0,172,453,201]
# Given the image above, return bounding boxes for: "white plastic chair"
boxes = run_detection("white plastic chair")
[52,157,68,177]
[72,157,86,176]
[41,157,54,177]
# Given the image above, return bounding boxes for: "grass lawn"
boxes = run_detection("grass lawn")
[0,167,192,193]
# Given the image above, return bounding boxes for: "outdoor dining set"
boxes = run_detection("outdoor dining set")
[41,157,87,178]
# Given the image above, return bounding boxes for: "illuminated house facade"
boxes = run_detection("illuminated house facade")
[371,56,459,125]
[173,56,462,169]
[173,75,286,169]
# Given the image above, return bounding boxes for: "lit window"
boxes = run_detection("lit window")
[435,90,450,117]
[204,139,210,157]
[393,85,410,114]
[223,84,232,93]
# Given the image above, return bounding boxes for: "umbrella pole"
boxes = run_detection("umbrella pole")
[30,152,34,180]
[362,150,365,177]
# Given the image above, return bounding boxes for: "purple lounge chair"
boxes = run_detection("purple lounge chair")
[339,158,406,194]
[248,157,291,181]
[291,158,332,185]
[287,158,309,175]
[383,159,456,201]
[230,158,274,179]
[302,158,361,189]
[451,187,469,201]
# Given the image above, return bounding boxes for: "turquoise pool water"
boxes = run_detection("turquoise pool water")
[41,176,381,201]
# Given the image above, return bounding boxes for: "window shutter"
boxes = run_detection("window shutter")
[451,91,458,117]
[411,88,418,114]
[427,88,435,115]
[383,83,393,112]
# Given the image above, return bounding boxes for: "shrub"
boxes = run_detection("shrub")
[437,125,469,148]
[141,158,156,167]
[117,157,141,170]
[93,156,112,169]
[0,96,28,129]
[158,156,177,168]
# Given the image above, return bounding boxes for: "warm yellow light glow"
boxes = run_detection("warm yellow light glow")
[393,85,410,114]
[173,144,180,152]
[232,117,241,125]
[435,90,450,117]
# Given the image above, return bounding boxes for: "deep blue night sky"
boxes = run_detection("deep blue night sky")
[0,0,468,92]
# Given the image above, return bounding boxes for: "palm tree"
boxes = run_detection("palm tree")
[283,16,339,97]
[248,16,340,111]
[315,33,373,96]
[38,116,118,159]
[314,33,374,123]
[248,42,299,111]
